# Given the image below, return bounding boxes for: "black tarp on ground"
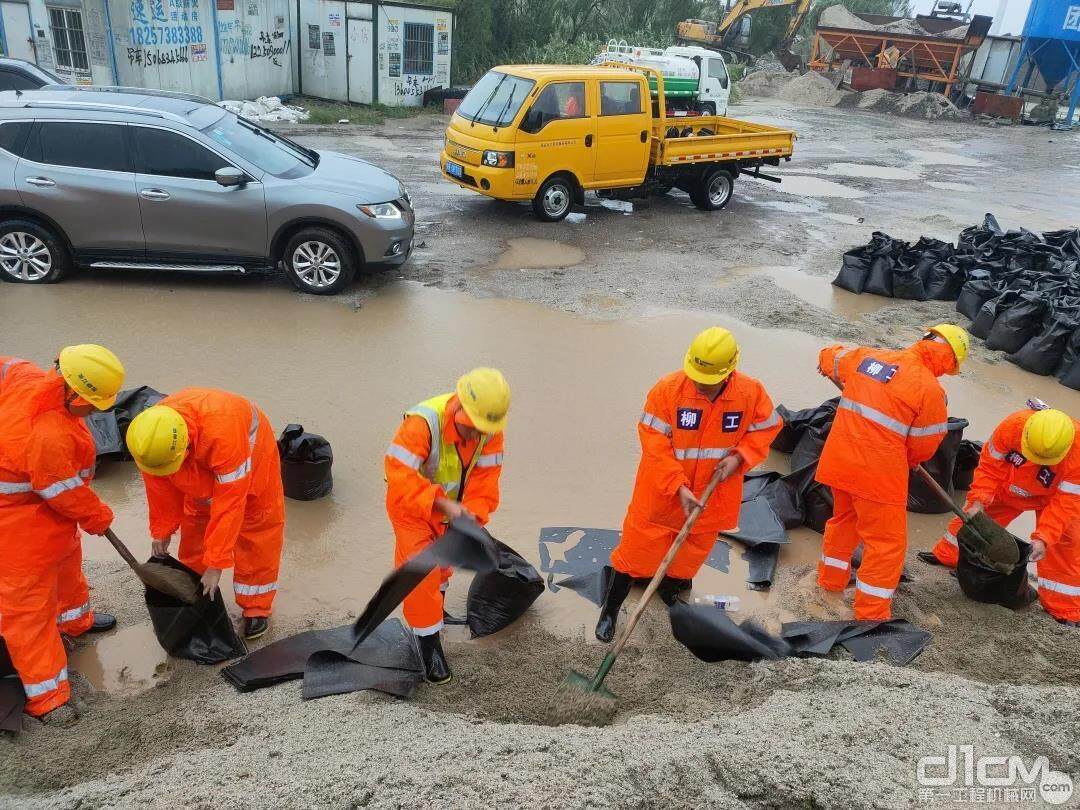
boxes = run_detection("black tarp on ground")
[86,386,167,462]
[0,637,24,732]
[668,601,790,662]
[781,619,932,665]
[145,555,247,664]
[277,424,333,501]
[466,540,544,638]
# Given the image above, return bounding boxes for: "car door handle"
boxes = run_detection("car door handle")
[25,176,55,187]
[584,134,593,147]
[640,130,648,143]
[140,189,170,201]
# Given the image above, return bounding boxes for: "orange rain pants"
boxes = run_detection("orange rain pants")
[0,373,112,715]
[817,489,907,620]
[140,389,285,618]
[385,395,503,635]
[611,369,781,581]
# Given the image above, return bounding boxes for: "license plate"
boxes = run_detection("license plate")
[446,161,464,178]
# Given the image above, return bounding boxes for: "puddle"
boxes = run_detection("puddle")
[927,181,976,192]
[822,162,921,181]
[746,174,867,199]
[718,265,888,321]
[905,149,985,167]
[5,279,1078,691]
[750,199,823,214]
[488,238,585,271]
[67,623,171,696]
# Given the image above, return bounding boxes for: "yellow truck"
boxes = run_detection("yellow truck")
[440,62,795,222]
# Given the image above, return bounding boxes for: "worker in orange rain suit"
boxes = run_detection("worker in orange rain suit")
[384,368,510,684]
[125,389,285,641]
[815,324,970,621]
[922,407,1080,626]
[0,355,42,401]
[595,327,783,643]
[0,345,125,725]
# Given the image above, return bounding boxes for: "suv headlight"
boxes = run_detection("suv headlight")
[358,202,403,219]
[482,150,514,168]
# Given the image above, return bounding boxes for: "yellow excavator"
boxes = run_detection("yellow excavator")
[676,0,813,69]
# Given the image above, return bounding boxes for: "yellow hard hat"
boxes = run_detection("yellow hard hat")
[456,368,510,434]
[926,324,970,374]
[57,344,125,410]
[1021,409,1075,466]
[126,405,189,476]
[684,327,740,385]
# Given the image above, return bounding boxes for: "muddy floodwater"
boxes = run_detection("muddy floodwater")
[4,274,1077,695]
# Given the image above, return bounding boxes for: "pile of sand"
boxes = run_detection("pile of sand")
[737,66,791,98]
[818,4,968,39]
[777,71,845,107]
[839,88,963,120]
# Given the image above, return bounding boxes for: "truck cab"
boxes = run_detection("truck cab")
[442,65,652,220]
[664,45,731,116]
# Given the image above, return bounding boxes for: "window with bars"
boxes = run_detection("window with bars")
[403,22,434,76]
[48,7,90,73]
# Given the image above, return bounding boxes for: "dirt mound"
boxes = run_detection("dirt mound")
[738,68,790,98]
[843,88,963,120]
[777,71,844,107]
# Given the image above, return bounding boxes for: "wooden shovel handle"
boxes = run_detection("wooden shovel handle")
[104,528,143,572]
[913,464,970,523]
[606,459,732,662]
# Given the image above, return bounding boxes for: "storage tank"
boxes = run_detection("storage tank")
[1005,0,1080,123]
[594,41,701,97]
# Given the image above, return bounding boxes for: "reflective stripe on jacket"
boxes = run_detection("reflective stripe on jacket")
[141,388,282,570]
[816,341,951,506]
[385,392,504,530]
[625,370,781,534]
[969,409,1080,548]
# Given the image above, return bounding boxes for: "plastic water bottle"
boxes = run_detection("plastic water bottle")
[692,594,741,611]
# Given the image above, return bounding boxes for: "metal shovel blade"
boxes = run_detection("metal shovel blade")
[561,669,616,702]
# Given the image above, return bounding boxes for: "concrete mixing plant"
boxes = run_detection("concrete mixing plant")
[1005,0,1080,124]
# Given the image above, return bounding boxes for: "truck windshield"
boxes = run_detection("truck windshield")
[457,71,535,128]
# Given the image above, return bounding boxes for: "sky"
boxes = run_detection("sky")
[915,0,1033,36]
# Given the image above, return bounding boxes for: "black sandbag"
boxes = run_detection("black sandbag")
[85,410,123,460]
[466,540,544,638]
[350,518,499,650]
[721,497,789,546]
[144,555,247,665]
[791,424,830,472]
[985,293,1049,353]
[777,461,833,534]
[891,258,929,301]
[956,271,1004,321]
[956,535,1034,608]
[668,600,790,662]
[1007,315,1077,375]
[0,637,24,732]
[1057,328,1080,389]
[924,261,966,301]
[864,255,895,297]
[277,423,333,501]
[771,398,838,453]
[953,440,983,491]
[907,417,968,514]
[833,250,870,294]
[969,291,1014,340]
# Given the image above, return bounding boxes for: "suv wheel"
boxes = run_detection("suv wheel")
[0,220,68,284]
[283,228,357,295]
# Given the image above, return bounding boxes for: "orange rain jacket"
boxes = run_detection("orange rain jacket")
[626,370,781,535]
[384,395,504,532]
[0,372,112,548]
[0,356,43,403]
[141,388,281,570]
[816,341,953,506]
[969,409,1080,547]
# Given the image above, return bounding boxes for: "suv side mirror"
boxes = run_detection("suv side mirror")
[215,167,245,187]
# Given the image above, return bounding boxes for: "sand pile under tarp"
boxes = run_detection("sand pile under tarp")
[818,4,969,39]
[838,88,963,120]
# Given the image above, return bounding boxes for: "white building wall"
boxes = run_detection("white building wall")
[215,0,293,99]
[375,2,450,106]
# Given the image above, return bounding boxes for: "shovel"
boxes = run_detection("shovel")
[104,528,200,604]
[912,465,1020,573]
[560,461,730,705]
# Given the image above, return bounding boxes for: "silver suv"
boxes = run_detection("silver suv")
[0,88,413,295]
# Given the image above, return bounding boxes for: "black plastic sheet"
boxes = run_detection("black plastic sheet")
[668,601,790,662]
[782,619,931,665]
[773,399,838,454]
[144,555,247,665]
[277,423,333,501]
[741,542,781,590]
[466,540,544,638]
[0,636,24,732]
[907,417,969,514]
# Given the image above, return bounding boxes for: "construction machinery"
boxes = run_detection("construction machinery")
[676,0,814,70]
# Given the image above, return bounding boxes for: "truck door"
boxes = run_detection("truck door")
[515,80,595,191]
[699,57,731,116]
[593,78,651,185]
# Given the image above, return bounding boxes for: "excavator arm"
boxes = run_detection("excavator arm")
[676,0,812,68]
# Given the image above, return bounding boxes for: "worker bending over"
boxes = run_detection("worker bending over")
[922,407,1080,626]
[815,324,968,620]
[384,368,509,684]
[0,355,40,402]
[126,389,285,640]
[596,327,782,642]
[0,345,124,725]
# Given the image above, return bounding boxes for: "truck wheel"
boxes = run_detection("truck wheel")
[533,175,574,222]
[699,102,717,116]
[691,168,735,211]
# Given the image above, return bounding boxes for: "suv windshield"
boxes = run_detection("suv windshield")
[202,113,315,177]
[456,70,535,128]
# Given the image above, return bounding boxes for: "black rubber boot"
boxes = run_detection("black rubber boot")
[594,568,632,643]
[418,633,452,684]
[243,617,269,640]
[657,576,692,606]
[916,551,946,567]
[86,613,117,633]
